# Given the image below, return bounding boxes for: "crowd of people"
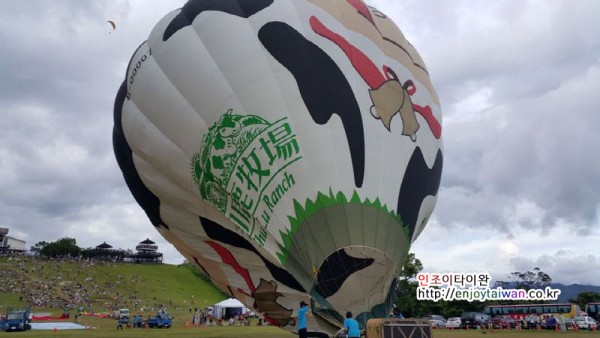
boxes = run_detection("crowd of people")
[1,255,85,308]
[519,313,569,330]
[0,255,172,314]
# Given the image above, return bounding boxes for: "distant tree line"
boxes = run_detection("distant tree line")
[393,253,600,318]
[393,253,489,317]
[30,237,132,260]
[569,292,600,310]
[25,239,600,316]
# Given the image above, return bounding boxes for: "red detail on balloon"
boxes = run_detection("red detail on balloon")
[310,15,442,139]
[346,0,375,26]
[413,104,441,139]
[205,240,281,326]
[310,16,385,89]
[403,80,416,95]
[205,240,256,293]
[383,65,398,81]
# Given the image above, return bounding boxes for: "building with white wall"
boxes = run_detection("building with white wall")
[0,227,27,253]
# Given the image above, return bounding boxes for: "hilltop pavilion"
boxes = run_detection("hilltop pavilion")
[96,242,113,250]
[128,238,163,263]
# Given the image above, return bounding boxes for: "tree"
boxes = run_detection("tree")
[509,267,552,290]
[399,252,423,282]
[569,292,600,310]
[392,253,485,318]
[39,237,81,258]
[30,241,49,254]
[394,252,423,317]
[439,299,485,318]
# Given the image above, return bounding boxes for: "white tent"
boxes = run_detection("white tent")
[212,298,245,319]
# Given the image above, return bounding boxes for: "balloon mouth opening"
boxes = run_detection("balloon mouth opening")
[309,246,399,325]
[312,246,397,297]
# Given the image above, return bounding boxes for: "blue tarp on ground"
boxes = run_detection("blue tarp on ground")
[31,322,88,330]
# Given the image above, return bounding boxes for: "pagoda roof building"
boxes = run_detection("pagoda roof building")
[128,238,162,263]
[96,242,113,250]
[136,238,158,252]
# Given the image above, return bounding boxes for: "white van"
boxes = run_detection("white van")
[119,308,130,319]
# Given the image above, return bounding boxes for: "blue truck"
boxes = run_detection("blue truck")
[145,310,172,328]
[0,307,31,332]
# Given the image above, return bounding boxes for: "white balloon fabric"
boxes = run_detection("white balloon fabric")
[113,0,442,334]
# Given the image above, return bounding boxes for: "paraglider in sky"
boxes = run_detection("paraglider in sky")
[113,0,442,335]
[107,20,116,32]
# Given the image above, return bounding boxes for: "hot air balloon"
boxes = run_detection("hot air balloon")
[113,0,442,335]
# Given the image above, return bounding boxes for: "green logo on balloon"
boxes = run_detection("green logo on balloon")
[191,109,302,245]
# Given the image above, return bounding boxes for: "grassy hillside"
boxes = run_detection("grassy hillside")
[0,256,227,314]
[0,256,299,336]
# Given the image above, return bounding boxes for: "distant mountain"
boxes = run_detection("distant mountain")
[493,281,600,302]
[550,283,600,302]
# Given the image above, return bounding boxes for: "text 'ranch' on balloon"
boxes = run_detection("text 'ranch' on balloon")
[113,0,442,335]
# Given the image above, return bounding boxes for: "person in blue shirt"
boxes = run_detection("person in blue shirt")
[117,317,126,330]
[344,311,360,338]
[298,301,310,338]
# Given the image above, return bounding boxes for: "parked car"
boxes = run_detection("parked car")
[574,316,597,330]
[492,315,517,329]
[119,308,130,319]
[145,310,172,329]
[446,317,462,329]
[423,315,446,328]
[461,312,491,329]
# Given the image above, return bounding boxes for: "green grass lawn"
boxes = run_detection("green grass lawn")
[8,323,600,338]
[0,256,226,314]
[433,329,600,338]
[0,292,24,309]
[1,256,296,336]
[4,257,600,337]
[0,256,237,333]
[25,320,295,337]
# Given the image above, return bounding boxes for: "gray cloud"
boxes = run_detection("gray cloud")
[370,0,600,284]
[374,0,600,236]
[509,252,600,285]
[0,0,184,261]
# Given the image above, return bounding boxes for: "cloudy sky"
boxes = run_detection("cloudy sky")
[1,0,599,287]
